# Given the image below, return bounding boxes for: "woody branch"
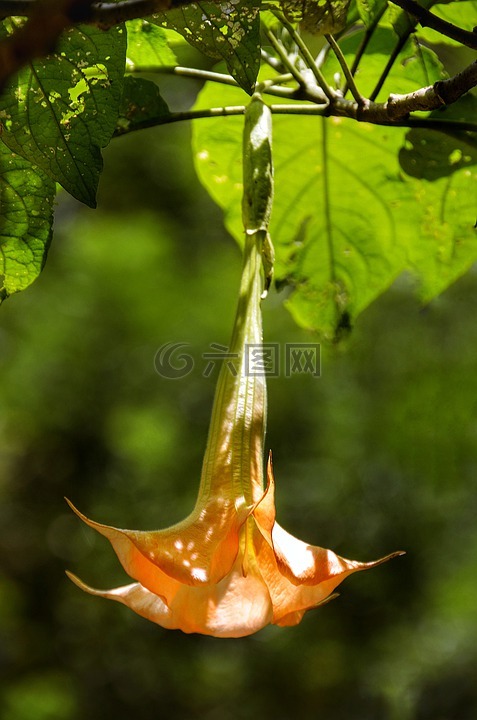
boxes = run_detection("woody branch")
[0,0,190,91]
[0,0,476,121]
[389,0,477,50]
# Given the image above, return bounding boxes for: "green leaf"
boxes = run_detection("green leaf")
[281,0,352,34]
[399,126,477,182]
[356,0,387,27]
[259,9,285,31]
[116,76,171,135]
[151,1,261,94]
[399,133,477,303]
[0,23,127,207]
[126,18,177,66]
[0,140,55,303]
[192,81,477,338]
[426,93,477,131]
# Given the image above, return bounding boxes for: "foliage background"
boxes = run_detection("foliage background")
[1,50,477,720]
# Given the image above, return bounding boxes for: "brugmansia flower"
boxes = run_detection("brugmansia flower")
[67,97,401,638]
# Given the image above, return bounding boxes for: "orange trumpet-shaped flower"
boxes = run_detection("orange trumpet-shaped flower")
[67,98,401,638]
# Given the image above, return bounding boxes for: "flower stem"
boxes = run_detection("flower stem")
[199,96,274,508]
[199,230,267,507]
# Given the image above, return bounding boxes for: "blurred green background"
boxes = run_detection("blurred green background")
[1,68,477,720]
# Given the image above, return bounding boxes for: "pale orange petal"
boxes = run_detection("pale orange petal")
[66,554,273,638]
[273,593,338,627]
[255,522,403,625]
[66,497,247,592]
[252,452,276,538]
[66,571,179,629]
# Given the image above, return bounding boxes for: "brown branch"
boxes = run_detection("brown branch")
[0,0,91,92]
[1,0,476,95]
[0,0,190,91]
[390,0,477,51]
[386,62,477,119]
[1,0,476,126]
[79,0,190,28]
[0,0,190,22]
[329,60,477,124]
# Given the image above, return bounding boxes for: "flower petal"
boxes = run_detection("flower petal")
[66,554,273,638]
[252,452,276,537]
[249,459,404,626]
[66,497,248,594]
[256,522,403,625]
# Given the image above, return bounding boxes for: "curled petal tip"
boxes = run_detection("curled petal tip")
[65,498,115,535]
[315,591,340,608]
[65,570,111,598]
[64,497,86,521]
[386,550,406,559]
[366,550,406,568]
[65,570,91,593]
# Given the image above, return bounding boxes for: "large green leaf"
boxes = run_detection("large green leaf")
[116,76,171,135]
[0,140,55,303]
[0,23,126,207]
[151,1,261,94]
[192,80,477,338]
[126,18,178,66]
[282,0,352,34]
[356,0,388,27]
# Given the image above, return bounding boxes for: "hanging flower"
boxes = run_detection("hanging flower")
[67,96,402,638]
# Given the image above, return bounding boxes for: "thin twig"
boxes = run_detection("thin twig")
[115,101,477,136]
[116,103,334,136]
[131,63,302,101]
[130,65,240,87]
[114,104,247,135]
[115,83,477,142]
[348,3,388,85]
[390,0,477,50]
[260,48,283,72]
[370,31,414,101]
[133,54,477,123]
[273,8,336,103]
[264,27,305,88]
[325,33,363,104]
[261,72,295,87]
